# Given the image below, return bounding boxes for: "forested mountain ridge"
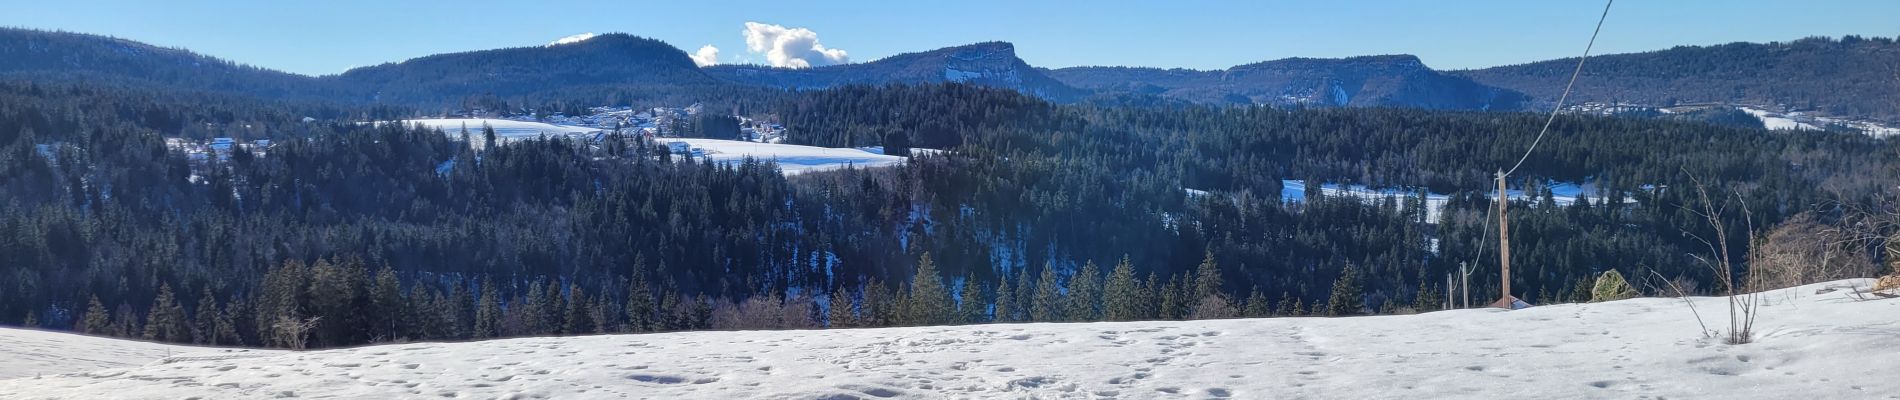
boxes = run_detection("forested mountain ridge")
[1047,55,1527,110]
[1458,36,1900,123]
[705,41,1091,102]
[7,27,1899,122]
[332,33,729,105]
[0,28,338,101]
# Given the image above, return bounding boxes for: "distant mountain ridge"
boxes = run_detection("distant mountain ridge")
[1047,55,1526,110]
[3,28,1894,121]
[334,33,723,104]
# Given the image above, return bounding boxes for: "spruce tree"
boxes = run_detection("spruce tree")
[904,253,951,326]
[1243,288,1271,318]
[1326,265,1365,316]
[143,283,188,342]
[1193,250,1223,302]
[474,277,501,338]
[1012,268,1034,322]
[369,266,402,340]
[1064,261,1103,322]
[81,295,110,335]
[1031,263,1062,322]
[1104,257,1141,321]
[1158,274,1187,320]
[194,288,221,344]
[563,283,590,335]
[827,286,855,328]
[993,272,1016,323]
[626,274,655,332]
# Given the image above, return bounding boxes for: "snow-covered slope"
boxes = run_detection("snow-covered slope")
[660,138,930,175]
[3,280,1896,399]
[0,329,276,380]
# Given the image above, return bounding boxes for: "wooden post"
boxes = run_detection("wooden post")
[1459,262,1470,309]
[1492,171,1516,308]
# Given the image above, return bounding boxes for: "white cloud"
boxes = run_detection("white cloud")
[690,45,720,67]
[548,32,598,46]
[742,22,849,69]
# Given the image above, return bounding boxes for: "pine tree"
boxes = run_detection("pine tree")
[563,283,591,335]
[1031,263,1062,322]
[1158,274,1187,320]
[827,286,855,328]
[1064,261,1103,322]
[369,266,402,340]
[143,283,188,342]
[1269,291,1299,316]
[194,288,221,344]
[1413,279,1444,312]
[1193,250,1223,302]
[903,253,952,326]
[1012,268,1034,322]
[447,280,473,339]
[1326,265,1365,316]
[954,272,984,325]
[1243,288,1271,318]
[626,273,655,332]
[81,295,110,335]
[214,297,242,345]
[1103,257,1141,321]
[993,272,1016,323]
[473,277,501,338]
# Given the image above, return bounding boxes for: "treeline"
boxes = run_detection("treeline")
[2,81,1896,349]
[61,250,1383,349]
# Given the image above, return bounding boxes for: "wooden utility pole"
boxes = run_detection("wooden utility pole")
[1491,171,1517,308]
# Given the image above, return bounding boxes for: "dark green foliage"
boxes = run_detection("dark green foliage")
[1102,257,1142,321]
[142,284,188,342]
[1326,265,1365,317]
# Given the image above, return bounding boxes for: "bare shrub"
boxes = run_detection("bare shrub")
[1748,212,1880,291]
[711,294,818,330]
[272,316,320,350]
[1188,295,1238,320]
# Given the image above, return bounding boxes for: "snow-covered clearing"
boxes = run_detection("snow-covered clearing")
[2,280,1896,399]
[659,138,934,175]
[1739,107,1823,131]
[394,118,603,141]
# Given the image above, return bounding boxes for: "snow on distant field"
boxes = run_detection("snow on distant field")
[659,138,932,175]
[395,118,603,140]
[3,280,1896,399]
[1740,107,1822,131]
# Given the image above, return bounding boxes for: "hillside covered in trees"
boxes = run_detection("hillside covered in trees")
[2,75,1896,349]
[1459,36,1900,122]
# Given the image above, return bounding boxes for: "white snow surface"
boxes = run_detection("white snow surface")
[0,329,278,380]
[395,119,603,140]
[1740,107,1822,131]
[548,33,599,46]
[659,138,932,175]
[3,280,1897,399]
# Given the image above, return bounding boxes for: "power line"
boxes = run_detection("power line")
[1502,0,1615,178]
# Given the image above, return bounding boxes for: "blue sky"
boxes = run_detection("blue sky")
[4,0,1895,76]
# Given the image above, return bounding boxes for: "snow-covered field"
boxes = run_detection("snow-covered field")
[2,280,1895,399]
[394,118,604,141]
[660,138,932,175]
